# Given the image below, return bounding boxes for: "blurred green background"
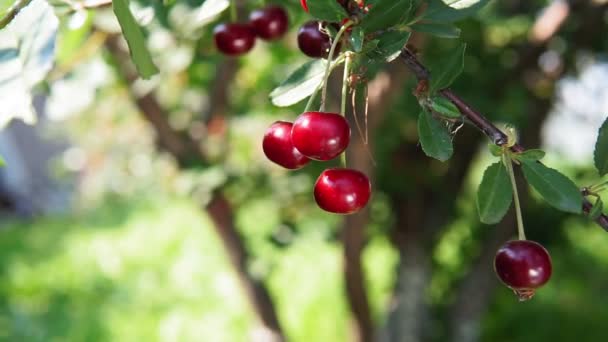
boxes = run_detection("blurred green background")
[1,0,608,341]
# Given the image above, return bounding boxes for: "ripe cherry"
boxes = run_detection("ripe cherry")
[297,21,337,59]
[213,23,256,56]
[263,121,311,170]
[249,6,289,41]
[291,111,350,161]
[494,240,552,301]
[314,168,371,214]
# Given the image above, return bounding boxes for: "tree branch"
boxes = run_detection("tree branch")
[104,34,285,340]
[0,0,32,29]
[397,47,608,231]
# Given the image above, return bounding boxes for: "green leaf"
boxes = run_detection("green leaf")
[521,160,583,214]
[366,30,411,62]
[417,110,453,162]
[307,0,349,23]
[423,0,491,22]
[512,149,546,162]
[270,60,328,107]
[429,43,466,93]
[411,22,461,39]
[112,0,159,79]
[0,154,5,167]
[588,197,604,220]
[0,0,58,127]
[359,0,413,33]
[350,26,365,53]
[196,0,230,26]
[594,116,608,176]
[488,144,503,157]
[429,96,461,118]
[477,162,513,224]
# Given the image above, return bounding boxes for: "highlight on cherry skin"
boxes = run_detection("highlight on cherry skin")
[263,121,311,170]
[213,23,256,56]
[314,168,371,214]
[291,111,351,161]
[494,240,553,301]
[249,5,289,41]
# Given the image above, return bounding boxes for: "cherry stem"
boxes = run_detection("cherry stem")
[340,54,351,167]
[230,0,237,22]
[590,180,608,193]
[320,21,353,112]
[304,54,345,113]
[503,151,526,240]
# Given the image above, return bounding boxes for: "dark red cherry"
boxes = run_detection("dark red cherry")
[213,23,256,56]
[494,240,552,301]
[314,168,371,214]
[249,6,289,41]
[263,121,311,170]
[291,111,350,161]
[297,21,337,59]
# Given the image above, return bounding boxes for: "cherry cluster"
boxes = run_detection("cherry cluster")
[263,113,371,215]
[214,5,289,56]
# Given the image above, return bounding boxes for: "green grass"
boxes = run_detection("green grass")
[0,197,397,342]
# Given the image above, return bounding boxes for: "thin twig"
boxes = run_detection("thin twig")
[0,0,33,30]
[398,46,608,231]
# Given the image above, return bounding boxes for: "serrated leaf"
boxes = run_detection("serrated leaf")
[307,0,349,23]
[112,0,159,79]
[429,96,461,118]
[423,0,491,22]
[418,110,453,161]
[350,26,365,52]
[477,162,513,224]
[411,22,461,39]
[594,116,608,176]
[0,0,58,127]
[270,59,328,107]
[366,30,411,62]
[512,149,546,162]
[521,160,583,214]
[588,197,604,220]
[429,43,466,92]
[359,0,413,33]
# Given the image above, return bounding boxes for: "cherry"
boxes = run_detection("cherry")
[494,240,552,301]
[263,121,311,170]
[249,6,289,41]
[297,21,337,59]
[213,23,256,56]
[291,111,350,161]
[314,168,371,214]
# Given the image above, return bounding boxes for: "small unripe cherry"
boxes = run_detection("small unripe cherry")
[263,121,311,170]
[494,240,553,301]
[314,168,371,214]
[213,23,256,56]
[291,111,350,161]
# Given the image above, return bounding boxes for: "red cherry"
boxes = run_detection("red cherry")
[494,240,553,301]
[249,6,289,41]
[297,21,337,59]
[263,121,311,170]
[291,112,350,161]
[213,23,256,56]
[314,168,371,214]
